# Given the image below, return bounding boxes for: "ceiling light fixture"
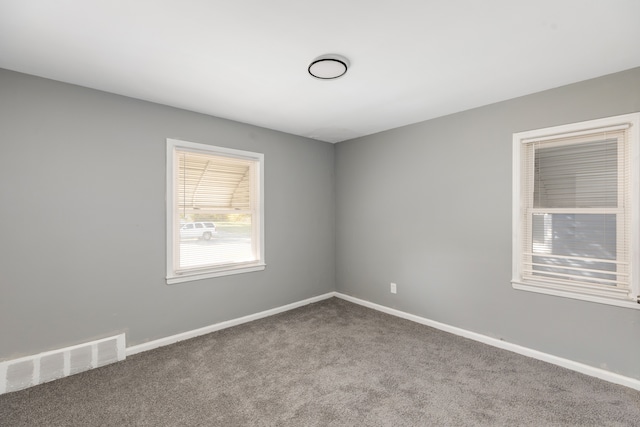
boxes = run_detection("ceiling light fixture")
[308,54,349,80]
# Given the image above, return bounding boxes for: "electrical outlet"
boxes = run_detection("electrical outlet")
[390,282,397,294]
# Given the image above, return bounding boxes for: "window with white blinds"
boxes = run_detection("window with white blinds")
[512,113,640,309]
[166,139,265,284]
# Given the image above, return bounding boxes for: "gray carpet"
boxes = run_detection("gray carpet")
[1,297,639,426]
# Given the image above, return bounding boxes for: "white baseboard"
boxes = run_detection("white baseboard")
[1,294,335,395]
[335,292,640,391]
[6,292,637,394]
[126,292,336,356]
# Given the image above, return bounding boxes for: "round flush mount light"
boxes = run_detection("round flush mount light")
[308,54,349,80]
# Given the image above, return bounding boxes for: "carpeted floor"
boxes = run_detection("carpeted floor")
[1,297,639,426]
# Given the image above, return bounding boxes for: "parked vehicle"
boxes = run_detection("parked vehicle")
[180,222,217,240]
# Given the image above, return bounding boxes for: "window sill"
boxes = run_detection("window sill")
[167,263,266,285]
[512,281,640,310]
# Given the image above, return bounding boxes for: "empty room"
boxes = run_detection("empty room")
[1,1,640,425]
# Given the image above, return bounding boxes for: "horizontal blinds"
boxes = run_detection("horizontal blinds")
[175,148,257,271]
[521,128,631,297]
[533,136,620,208]
[178,150,253,212]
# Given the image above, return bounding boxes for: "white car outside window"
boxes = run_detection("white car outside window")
[179,222,217,240]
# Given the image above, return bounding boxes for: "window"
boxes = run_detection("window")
[512,113,640,309]
[166,138,265,284]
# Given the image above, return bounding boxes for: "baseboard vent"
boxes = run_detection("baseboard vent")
[0,334,125,395]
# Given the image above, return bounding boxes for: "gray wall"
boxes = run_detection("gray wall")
[335,67,640,380]
[0,68,335,360]
[2,65,640,382]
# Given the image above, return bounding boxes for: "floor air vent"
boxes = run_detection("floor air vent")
[0,334,125,395]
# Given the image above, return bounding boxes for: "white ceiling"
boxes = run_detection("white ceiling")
[1,1,639,143]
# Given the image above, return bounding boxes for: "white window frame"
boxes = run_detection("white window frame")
[166,138,265,284]
[512,113,640,309]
